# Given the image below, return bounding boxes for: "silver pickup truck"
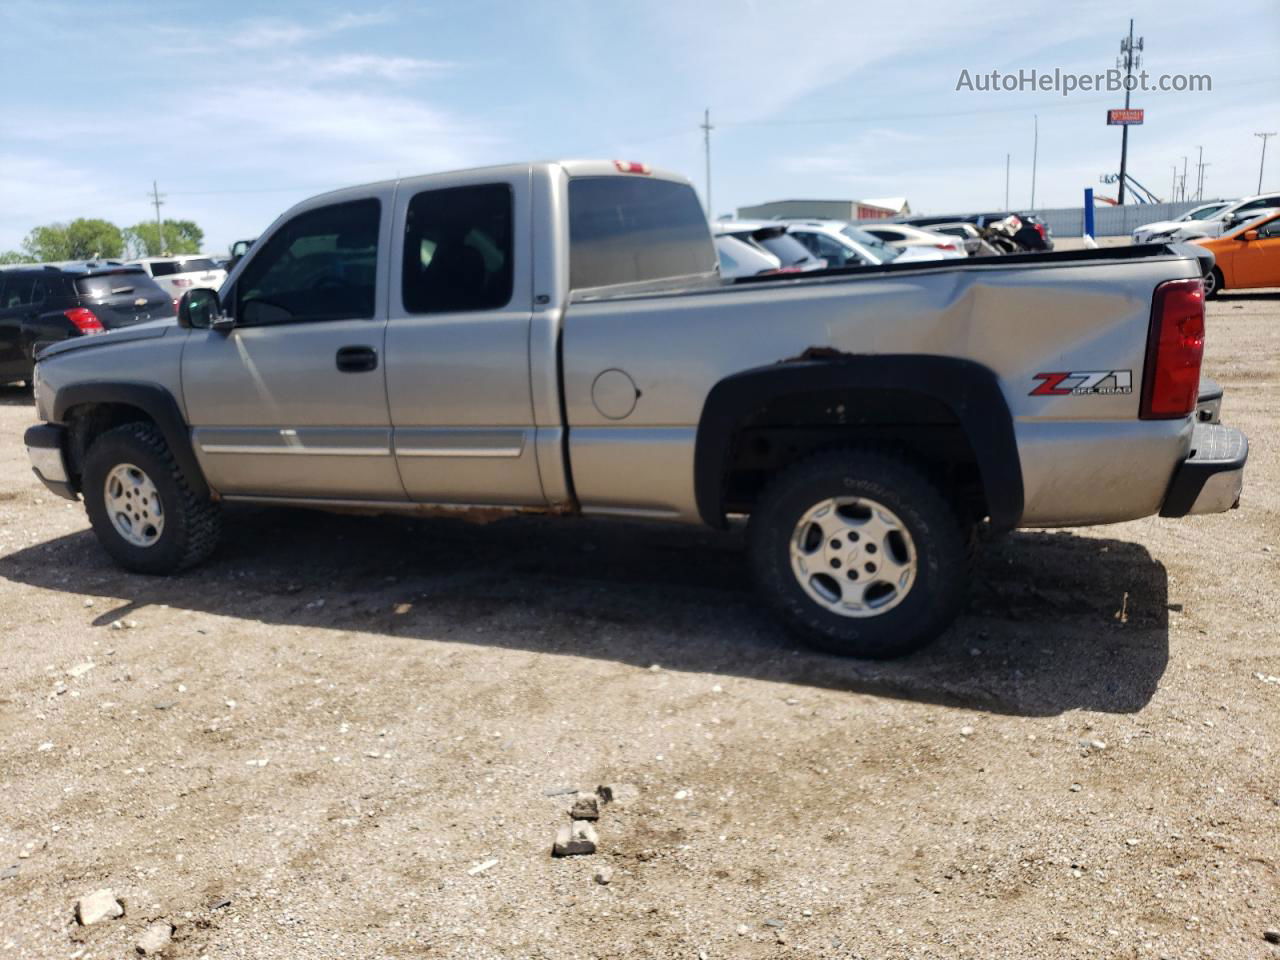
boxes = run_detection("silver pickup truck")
[23,160,1248,658]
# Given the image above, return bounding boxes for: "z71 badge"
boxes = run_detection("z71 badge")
[1030,370,1133,396]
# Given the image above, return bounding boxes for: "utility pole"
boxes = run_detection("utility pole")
[700,109,714,217]
[1115,18,1143,205]
[1256,132,1276,194]
[1004,153,1010,209]
[149,180,166,254]
[1181,156,1188,202]
[1170,166,1177,202]
[1199,163,1210,200]
[1030,115,1038,210]
[1194,145,1204,201]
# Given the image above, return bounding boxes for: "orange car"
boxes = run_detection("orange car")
[1194,209,1280,297]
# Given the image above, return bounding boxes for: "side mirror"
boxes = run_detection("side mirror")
[1240,229,1259,242]
[177,288,232,332]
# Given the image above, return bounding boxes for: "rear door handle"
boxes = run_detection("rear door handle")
[336,345,377,373]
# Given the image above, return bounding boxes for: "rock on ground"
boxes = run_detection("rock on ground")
[75,889,124,925]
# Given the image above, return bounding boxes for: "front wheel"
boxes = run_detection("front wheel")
[1203,266,1224,299]
[82,422,221,574]
[747,449,970,658]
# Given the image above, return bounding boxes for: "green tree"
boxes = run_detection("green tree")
[0,250,32,264]
[22,219,125,261]
[124,219,204,257]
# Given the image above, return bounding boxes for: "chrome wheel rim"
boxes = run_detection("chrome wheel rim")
[104,463,164,548]
[1203,271,1217,296]
[789,496,917,618]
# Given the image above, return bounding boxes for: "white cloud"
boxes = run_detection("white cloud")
[229,11,394,50]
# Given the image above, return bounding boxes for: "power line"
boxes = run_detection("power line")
[700,108,714,217]
[149,180,165,253]
[1256,132,1277,193]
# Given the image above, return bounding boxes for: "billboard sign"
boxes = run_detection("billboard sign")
[1107,108,1144,125]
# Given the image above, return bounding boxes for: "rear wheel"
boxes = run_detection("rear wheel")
[82,422,221,574]
[748,449,970,658]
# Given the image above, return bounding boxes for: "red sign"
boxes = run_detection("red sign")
[1107,109,1144,125]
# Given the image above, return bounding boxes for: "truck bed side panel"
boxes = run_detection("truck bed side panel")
[561,255,1203,525]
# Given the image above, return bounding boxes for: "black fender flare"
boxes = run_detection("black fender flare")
[52,380,210,500]
[693,355,1024,531]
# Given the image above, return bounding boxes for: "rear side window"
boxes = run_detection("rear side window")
[568,177,714,289]
[237,198,380,326]
[1,275,45,308]
[401,184,513,314]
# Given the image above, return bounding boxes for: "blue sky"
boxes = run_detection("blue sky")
[1,0,1277,253]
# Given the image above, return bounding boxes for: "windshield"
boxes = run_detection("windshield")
[1184,204,1229,221]
[749,231,816,267]
[839,225,903,262]
[149,258,221,276]
[75,270,168,300]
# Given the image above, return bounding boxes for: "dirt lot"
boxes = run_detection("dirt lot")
[0,294,1277,960]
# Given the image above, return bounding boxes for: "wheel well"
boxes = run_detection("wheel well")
[719,388,988,522]
[63,402,157,485]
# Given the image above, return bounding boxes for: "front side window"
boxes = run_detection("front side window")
[401,184,513,314]
[568,176,714,289]
[236,198,380,326]
[1257,218,1280,239]
[2,275,42,308]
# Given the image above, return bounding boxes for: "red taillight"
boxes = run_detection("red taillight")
[172,278,193,287]
[613,160,651,174]
[172,299,180,314]
[1034,222,1048,240]
[1140,278,1205,419]
[64,307,105,334]
[935,243,957,251]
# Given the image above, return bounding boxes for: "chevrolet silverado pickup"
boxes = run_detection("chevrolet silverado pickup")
[23,160,1249,658]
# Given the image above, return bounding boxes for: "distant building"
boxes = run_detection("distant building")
[735,197,911,221]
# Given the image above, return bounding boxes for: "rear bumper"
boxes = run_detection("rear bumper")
[24,423,77,500]
[1196,377,1223,424]
[1159,422,1247,518]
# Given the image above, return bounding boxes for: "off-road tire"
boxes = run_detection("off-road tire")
[82,421,221,574]
[748,448,970,659]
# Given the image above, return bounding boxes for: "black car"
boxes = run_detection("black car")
[0,263,174,385]
[904,212,1054,252]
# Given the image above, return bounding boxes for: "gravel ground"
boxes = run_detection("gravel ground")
[0,293,1277,960]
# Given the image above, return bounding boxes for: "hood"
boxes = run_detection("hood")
[1135,219,1179,235]
[37,319,177,362]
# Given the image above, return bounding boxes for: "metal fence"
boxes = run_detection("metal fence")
[1026,201,1210,238]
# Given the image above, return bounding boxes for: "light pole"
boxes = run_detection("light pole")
[1030,115,1038,210]
[1256,132,1276,194]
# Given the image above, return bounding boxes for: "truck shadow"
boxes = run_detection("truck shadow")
[0,384,34,406]
[0,507,1168,717]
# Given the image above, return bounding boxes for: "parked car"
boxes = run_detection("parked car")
[1192,210,1280,297]
[226,238,256,272]
[1132,201,1231,244]
[1153,194,1280,242]
[25,159,1247,660]
[129,256,228,303]
[712,221,826,272]
[906,213,1054,252]
[715,234,783,279]
[855,222,967,258]
[0,263,173,385]
[921,222,1003,257]
[781,220,948,265]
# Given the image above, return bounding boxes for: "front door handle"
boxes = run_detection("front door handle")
[336,345,377,373]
